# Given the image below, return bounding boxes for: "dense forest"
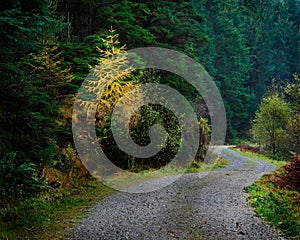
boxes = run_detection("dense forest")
[0,0,299,208]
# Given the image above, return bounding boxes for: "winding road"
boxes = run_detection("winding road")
[69,146,283,240]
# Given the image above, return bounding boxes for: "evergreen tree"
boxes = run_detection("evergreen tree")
[195,0,254,139]
[240,0,299,98]
[58,0,155,45]
[0,0,64,162]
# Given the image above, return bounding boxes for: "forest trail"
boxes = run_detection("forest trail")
[69,146,283,240]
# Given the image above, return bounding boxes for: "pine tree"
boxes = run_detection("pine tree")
[195,0,253,139]
[240,0,299,97]
[0,0,64,161]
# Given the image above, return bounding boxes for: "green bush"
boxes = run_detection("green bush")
[0,152,45,205]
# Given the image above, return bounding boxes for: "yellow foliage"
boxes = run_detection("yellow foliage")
[80,28,142,116]
[30,38,73,93]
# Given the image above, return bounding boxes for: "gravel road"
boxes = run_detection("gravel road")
[69,146,283,240]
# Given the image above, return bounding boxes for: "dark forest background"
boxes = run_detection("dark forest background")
[0,0,299,204]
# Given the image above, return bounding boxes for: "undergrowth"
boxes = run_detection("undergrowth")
[246,181,300,238]
[0,181,114,240]
[245,154,300,239]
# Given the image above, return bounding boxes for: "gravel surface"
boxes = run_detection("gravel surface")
[69,146,284,240]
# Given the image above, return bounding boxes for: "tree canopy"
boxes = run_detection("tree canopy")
[251,93,291,155]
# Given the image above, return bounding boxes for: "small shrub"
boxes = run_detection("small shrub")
[235,144,262,154]
[264,155,300,192]
[0,152,45,206]
[44,144,91,188]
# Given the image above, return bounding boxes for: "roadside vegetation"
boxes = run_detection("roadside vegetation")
[0,154,228,240]
[0,181,114,240]
[238,74,300,239]
[232,146,286,168]
[234,145,300,239]
[105,156,229,190]
[247,156,300,239]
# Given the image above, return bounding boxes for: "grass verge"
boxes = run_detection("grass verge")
[246,181,300,239]
[0,181,114,240]
[186,157,229,173]
[231,148,286,168]
[234,147,300,239]
[104,157,229,190]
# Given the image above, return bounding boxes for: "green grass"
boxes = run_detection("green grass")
[231,148,286,168]
[104,157,230,190]
[186,157,229,173]
[246,181,300,239]
[0,181,114,240]
[244,158,258,167]
[234,147,300,239]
